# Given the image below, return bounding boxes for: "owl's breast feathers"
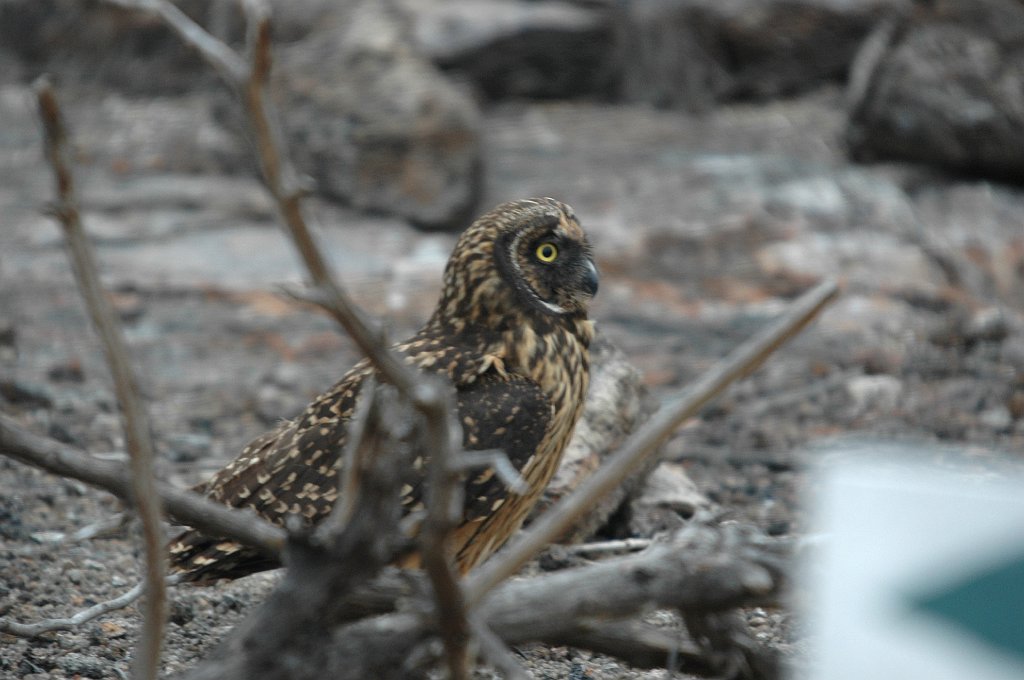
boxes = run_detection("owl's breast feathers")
[168,198,595,583]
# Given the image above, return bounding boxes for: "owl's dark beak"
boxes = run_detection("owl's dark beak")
[582,258,599,298]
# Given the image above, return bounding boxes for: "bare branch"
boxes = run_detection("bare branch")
[103,0,247,83]
[468,613,529,680]
[238,1,333,287]
[281,283,422,396]
[34,75,166,680]
[451,449,529,495]
[558,538,653,557]
[465,279,838,606]
[310,375,379,537]
[0,583,145,637]
[416,380,471,680]
[0,413,285,558]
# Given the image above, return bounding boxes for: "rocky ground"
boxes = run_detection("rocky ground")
[2,36,1024,680]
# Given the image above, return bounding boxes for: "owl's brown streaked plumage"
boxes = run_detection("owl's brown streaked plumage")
[168,197,599,583]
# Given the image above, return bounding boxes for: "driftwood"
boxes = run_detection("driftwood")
[0,1,839,677]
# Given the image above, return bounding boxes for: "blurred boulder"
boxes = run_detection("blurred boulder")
[405,0,613,100]
[627,461,709,537]
[846,0,1024,179]
[0,0,205,92]
[613,0,907,111]
[276,1,484,230]
[0,0,336,92]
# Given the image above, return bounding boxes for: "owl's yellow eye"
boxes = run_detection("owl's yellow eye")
[535,242,558,263]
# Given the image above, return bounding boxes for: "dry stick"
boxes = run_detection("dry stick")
[0,414,286,558]
[234,1,419,392]
[465,279,839,607]
[468,613,530,680]
[1,583,146,637]
[324,375,378,532]
[34,77,166,680]
[417,382,473,680]
[452,450,529,495]
[240,1,327,284]
[104,0,247,82]
[561,538,653,557]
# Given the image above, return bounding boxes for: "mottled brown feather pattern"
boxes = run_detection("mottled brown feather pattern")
[169,198,597,583]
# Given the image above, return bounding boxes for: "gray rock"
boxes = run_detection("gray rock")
[628,461,709,537]
[847,0,1024,178]
[56,652,106,679]
[0,0,334,93]
[406,0,613,100]
[166,432,215,463]
[613,0,907,111]
[276,2,484,230]
[844,374,902,415]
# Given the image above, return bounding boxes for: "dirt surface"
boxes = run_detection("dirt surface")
[2,75,1024,679]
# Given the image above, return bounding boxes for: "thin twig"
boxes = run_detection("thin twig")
[115,0,422,396]
[103,0,424,397]
[0,413,285,557]
[71,512,132,542]
[239,0,332,287]
[468,613,529,680]
[560,538,653,557]
[34,76,166,680]
[416,380,471,680]
[0,574,184,638]
[465,279,839,606]
[325,375,378,531]
[452,449,529,495]
[279,284,417,395]
[104,0,247,82]
[547,620,712,674]
[0,583,145,637]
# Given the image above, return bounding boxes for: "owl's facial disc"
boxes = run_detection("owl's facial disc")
[503,210,598,317]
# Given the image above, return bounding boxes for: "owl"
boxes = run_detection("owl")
[169,197,599,582]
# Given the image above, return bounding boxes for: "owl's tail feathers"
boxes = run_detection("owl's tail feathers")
[168,530,280,585]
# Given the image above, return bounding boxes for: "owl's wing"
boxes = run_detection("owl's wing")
[398,371,551,518]
[454,374,551,523]
[168,369,366,583]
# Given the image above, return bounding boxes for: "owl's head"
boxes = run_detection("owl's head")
[437,198,599,327]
